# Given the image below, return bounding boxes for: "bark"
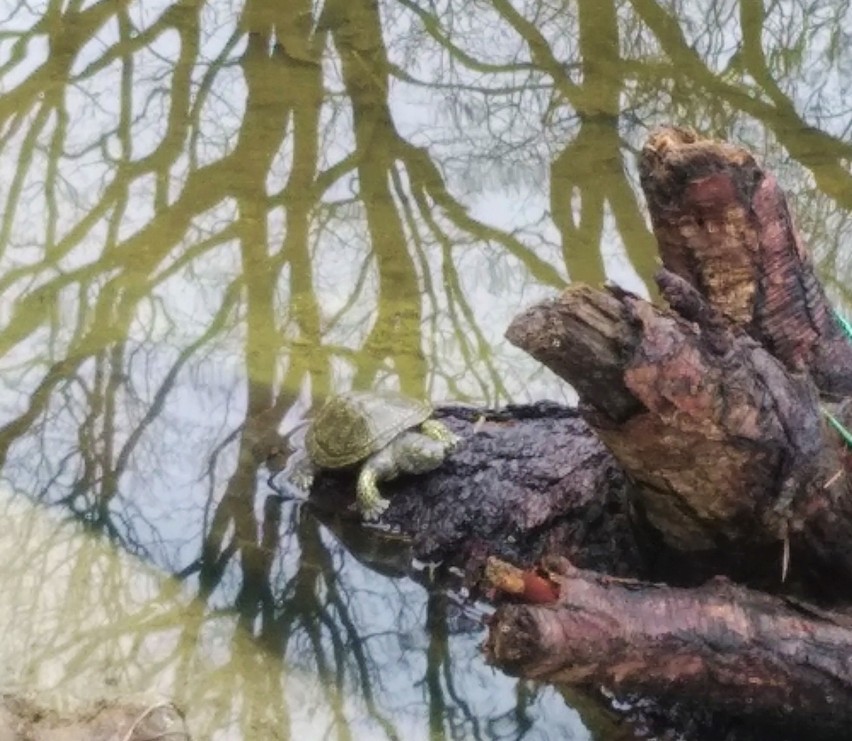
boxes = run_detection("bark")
[639,126,852,399]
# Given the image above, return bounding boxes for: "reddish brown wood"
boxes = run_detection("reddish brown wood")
[505,127,852,588]
[639,126,852,397]
[506,272,851,585]
[485,558,852,737]
[493,126,852,735]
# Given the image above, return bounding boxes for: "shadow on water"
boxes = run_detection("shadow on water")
[0,0,849,738]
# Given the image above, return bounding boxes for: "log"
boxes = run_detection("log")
[279,127,852,738]
[484,558,852,740]
[303,402,645,579]
[289,136,852,592]
[288,128,852,591]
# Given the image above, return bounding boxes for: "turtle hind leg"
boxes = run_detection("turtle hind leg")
[356,464,391,521]
[420,419,459,449]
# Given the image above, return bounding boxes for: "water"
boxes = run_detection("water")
[0,0,849,738]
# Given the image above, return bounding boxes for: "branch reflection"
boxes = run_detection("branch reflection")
[0,0,848,737]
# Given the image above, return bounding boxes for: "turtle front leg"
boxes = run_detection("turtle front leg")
[420,419,459,450]
[356,464,392,521]
[288,453,317,492]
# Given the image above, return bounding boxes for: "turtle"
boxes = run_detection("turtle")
[290,390,459,520]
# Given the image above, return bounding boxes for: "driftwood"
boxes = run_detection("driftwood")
[292,127,852,737]
[484,127,852,735]
[307,402,644,578]
[484,558,852,740]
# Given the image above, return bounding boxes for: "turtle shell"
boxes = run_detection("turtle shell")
[306,390,433,469]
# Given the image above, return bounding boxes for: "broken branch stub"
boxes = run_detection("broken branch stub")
[640,126,852,397]
[504,285,641,423]
[506,276,841,558]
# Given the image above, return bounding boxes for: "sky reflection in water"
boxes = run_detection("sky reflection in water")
[0,0,849,738]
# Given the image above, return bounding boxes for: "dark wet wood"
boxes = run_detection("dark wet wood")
[307,402,645,579]
[484,558,852,740]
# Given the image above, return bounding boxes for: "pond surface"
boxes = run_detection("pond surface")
[0,0,849,738]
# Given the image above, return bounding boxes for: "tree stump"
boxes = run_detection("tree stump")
[484,127,852,736]
[292,127,852,738]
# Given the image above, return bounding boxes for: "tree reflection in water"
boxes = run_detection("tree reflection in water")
[0,0,849,737]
